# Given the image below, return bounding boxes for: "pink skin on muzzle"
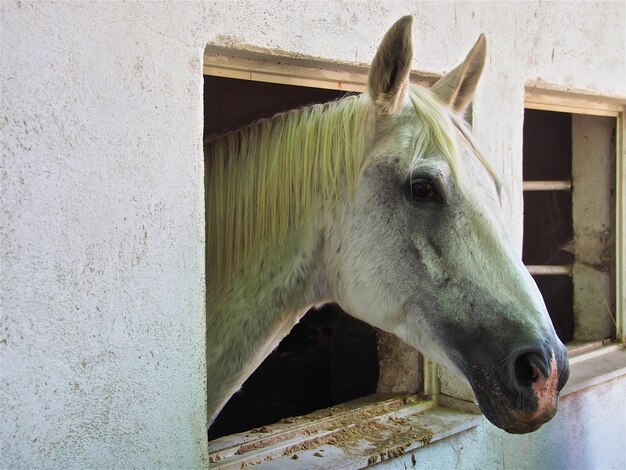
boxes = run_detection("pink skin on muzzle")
[515,352,560,424]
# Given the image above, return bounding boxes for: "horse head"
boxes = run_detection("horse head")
[327,16,569,434]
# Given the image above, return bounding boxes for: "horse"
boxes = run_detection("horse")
[205,15,569,435]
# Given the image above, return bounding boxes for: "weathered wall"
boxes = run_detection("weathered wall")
[2,1,624,467]
[1,2,209,467]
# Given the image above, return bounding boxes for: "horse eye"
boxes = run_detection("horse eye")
[410,178,437,201]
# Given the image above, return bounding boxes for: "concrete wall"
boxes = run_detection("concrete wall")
[2,1,624,468]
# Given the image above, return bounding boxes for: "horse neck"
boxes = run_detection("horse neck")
[206,213,331,424]
[206,96,372,424]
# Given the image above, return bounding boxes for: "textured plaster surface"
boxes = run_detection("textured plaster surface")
[1,2,208,467]
[1,1,624,468]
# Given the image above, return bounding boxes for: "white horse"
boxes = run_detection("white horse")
[205,16,569,435]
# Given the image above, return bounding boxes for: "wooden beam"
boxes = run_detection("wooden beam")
[525,85,626,117]
[523,180,571,191]
[526,265,573,276]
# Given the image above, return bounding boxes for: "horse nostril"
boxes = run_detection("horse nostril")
[513,351,549,387]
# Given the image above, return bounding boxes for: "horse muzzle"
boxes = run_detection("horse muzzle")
[466,342,569,434]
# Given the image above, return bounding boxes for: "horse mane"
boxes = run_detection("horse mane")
[205,85,475,295]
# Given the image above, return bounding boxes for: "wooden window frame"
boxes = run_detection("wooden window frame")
[523,84,626,346]
[203,49,482,467]
[202,48,438,397]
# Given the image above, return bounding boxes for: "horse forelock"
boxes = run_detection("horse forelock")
[406,85,500,196]
[406,85,460,178]
[452,115,502,198]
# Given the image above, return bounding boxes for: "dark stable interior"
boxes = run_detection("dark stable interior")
[208,303,379,439]
[205,76,378,440]
[522,109,574,342]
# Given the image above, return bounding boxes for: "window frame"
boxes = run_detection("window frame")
[202,50,438,398]
[204,49,466,465]
[523,84,626,346]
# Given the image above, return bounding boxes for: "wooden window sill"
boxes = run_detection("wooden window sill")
[562,342,626,396]
[208,344,625,469]
[208,394,480,468]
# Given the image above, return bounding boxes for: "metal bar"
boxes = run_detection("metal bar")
[523,180,572,191]
[526,265,573,276]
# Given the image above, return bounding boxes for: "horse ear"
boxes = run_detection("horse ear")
[431,34,486,114]
[368,15,413,115]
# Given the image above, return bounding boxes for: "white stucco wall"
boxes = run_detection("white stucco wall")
[2,1,624,468]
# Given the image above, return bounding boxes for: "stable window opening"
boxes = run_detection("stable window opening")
[204,55,437,444]
[522,108,617,345]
